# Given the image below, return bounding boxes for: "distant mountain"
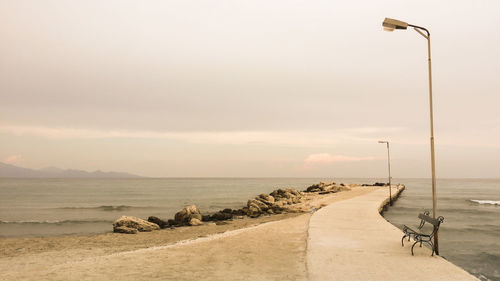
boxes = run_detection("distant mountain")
[0,162,143,178]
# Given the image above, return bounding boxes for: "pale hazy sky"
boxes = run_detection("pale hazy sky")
[1,0,499,178]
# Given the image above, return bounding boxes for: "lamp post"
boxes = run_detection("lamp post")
[382,17,439,255]
[378,140,392,206]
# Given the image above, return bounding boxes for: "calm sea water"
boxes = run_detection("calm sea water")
[0,178,342,237]
[384,178,500,281]
[0,178,498,280]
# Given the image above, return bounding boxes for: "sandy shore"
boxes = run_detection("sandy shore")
[0,185,379,280]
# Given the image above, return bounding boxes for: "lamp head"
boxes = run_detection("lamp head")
[382,18,408,32]
[378,140,388,144]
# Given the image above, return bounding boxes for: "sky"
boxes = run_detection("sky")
[1,0,499,178]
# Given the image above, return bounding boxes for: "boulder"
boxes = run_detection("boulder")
[305,182,335,192]
[148,216,169,229]
[246,199,268,218]
[189,218,203,226]
[306,184,321,192]
[248,199,269,212]
[258,194,275,204]
[247,205,262,218]
[272,205,284,214]
[211,211,233,221]
[113,216,160,233]
[362,182,387,187]
[270,188,301,200]
[232,209,247,216]
[113,225,138,234]
[174,205,202,226]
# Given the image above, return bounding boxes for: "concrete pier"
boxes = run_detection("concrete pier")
[307,186,478,281]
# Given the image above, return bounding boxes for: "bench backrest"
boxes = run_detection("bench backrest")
[418,213,442,227]
[417,212,444,237]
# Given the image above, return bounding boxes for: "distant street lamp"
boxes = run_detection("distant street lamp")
[382,17,439,255]
[378,140,392,206]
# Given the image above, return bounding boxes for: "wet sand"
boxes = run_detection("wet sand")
[0,185,378,280]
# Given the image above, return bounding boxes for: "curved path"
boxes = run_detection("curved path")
[307,187,477,281]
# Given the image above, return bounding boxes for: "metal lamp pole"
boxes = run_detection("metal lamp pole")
[378,141,392,205]
[382,18,439,255]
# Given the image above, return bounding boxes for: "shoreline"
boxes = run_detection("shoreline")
[0,183,377,255]
[0,184,381,280]
[0,183,478,280]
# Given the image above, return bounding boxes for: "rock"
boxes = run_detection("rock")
[306,184,321,192]
[188,218,203,226]
[247,204,262,218]
[248,199,269,211]
[167,219,176,226]
[232,209,247,216]
[258,194,275,204]
[210,211,233,221]
[270,188,302,200]
[202,215,211,222]
[113,225,138,234]
[174,205,202,226]
[222,208,232,214]
[272,205,284,214]
[305,182,335,192]
[113,216,160,233]
[148,216,169,229]
[362,182,387,187]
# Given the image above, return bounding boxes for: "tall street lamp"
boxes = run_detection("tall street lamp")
[382,17,439,255]
[378,140,392,206]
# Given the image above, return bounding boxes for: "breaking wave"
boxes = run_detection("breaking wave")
[469,200,500,206]
[56,205,148,211]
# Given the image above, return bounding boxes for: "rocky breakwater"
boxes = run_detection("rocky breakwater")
[246,188,303,218]
[112,182,349,234]
[304,181,349,194]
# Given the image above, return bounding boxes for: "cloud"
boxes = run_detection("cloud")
[304,153,376,165]
[0,125,351,147]
[3,155,24,165]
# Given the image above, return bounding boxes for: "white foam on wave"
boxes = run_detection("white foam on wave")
[469,200,500,205]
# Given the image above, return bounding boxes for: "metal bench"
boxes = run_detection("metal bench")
[401,211,444,256]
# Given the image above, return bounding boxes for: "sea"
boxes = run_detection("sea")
[0,178,498,280]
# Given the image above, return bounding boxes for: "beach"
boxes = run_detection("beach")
[0,185,378,280]
[1,180,491,280]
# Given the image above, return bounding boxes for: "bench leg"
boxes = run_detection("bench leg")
[411,241,419,256]
[428,241,435,256]
[401,235,407,247]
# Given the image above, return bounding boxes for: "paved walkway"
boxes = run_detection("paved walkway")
[307,187,478,281]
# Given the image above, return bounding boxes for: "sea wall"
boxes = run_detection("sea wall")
[378,184,405,214]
